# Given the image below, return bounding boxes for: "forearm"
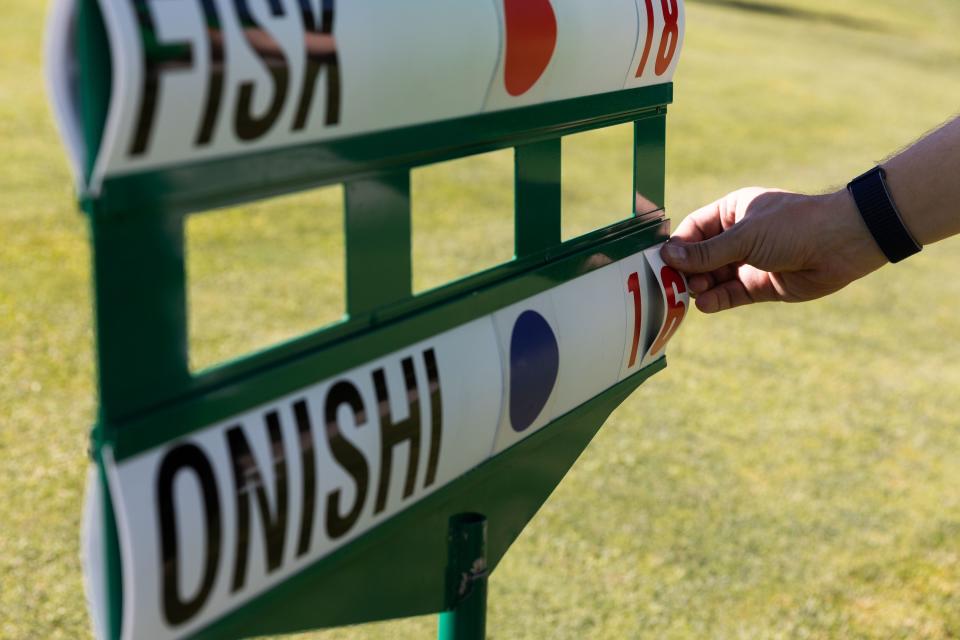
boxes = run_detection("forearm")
[882,115,960,245]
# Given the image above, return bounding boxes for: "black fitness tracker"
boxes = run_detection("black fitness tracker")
[846,165,921,263]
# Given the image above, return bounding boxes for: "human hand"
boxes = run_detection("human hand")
[660,187,887,313]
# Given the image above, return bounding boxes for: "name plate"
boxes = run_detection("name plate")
[46,0,685,194]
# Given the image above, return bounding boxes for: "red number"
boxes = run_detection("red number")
[626,272,643,368]
[648,265,687,354]
[655,0,679,76]
[635,0,679,78]
[634,0,655,78]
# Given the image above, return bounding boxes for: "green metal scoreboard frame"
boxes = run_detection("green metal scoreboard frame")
[45,0,689,638]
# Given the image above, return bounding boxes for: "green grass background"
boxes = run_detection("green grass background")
[4,0,960,637]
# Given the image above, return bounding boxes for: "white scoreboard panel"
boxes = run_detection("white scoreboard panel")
[46,0,685,194]
[85,244,687,640]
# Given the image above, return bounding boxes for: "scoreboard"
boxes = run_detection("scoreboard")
[46,1,687,638]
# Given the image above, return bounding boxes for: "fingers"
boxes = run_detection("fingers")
[670,198,727,244]
[688,264,735,296]
[662,227,749,275]
[688,273,712,295]
[662,195,751,274]
[694,266,782,313]
[665,188,799,312]
[694,280,755,313]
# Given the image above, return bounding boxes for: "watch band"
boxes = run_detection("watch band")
[847,165,921,263]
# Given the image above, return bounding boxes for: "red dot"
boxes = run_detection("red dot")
[503,0,558,97]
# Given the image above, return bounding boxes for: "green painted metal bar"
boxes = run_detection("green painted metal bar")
[514,138,561,258]
[89,209,190,424]
[345,171,413,317]
[633,110,667,216]
[174,214,664,417]
[89,85,672,219]
[105,217,669,461]
[438,514,488,640]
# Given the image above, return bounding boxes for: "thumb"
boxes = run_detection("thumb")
[661,227,749,274]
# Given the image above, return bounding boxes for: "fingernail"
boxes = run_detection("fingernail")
[664,242,687,262]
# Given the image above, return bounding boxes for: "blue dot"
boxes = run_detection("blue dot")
[509,310,559,432]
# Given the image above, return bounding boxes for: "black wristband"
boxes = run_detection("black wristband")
[846,166,921,263]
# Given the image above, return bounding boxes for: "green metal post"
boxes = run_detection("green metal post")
[344,171,412,316]
[633,111,667,216]
[438,513,488,640]
[514,139,561,258]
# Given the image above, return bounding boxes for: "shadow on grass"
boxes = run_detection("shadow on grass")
[691,0,889,33]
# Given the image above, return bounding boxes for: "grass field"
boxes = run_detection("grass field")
[4,0,960,638]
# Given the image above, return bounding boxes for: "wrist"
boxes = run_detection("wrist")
[817,188,888,274]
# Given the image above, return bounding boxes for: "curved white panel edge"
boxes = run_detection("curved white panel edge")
[81,468,109,640]
[44,0,86,192]
[44,0,685,195]
[95,244,687,640]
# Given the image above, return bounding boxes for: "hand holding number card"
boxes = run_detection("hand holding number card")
[642,243,689,362]
[618,243,689,380]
